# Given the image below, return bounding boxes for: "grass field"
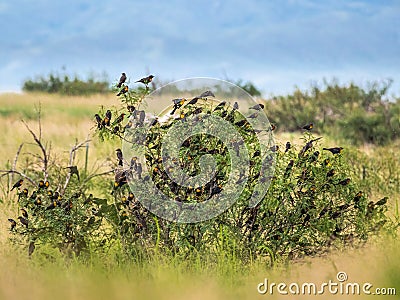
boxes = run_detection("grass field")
[0,93,399,300]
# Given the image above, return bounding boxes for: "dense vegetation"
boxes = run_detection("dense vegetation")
[1,76,399,300]
[22,72,110,96]
[4,76,396,266]
[265,79,400,146]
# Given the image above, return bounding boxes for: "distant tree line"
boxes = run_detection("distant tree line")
[22,72,110,96]
[265,79,400,145]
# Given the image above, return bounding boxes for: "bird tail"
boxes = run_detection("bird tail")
[170,107,177,115]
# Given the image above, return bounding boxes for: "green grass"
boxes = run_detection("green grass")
[0,237,399,300]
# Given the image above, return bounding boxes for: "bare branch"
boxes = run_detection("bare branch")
[34,102,42,141]
[11,143,24,183]
[24,152,43,161]
[0,170,36,185]
[69,139,91,166]
[61,139,91,195]
[21,120,49,180]
[84,170,114,182]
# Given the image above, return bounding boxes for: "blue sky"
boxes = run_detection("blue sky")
[0,0,399,96]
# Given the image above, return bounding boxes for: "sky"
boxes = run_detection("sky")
[0,0,399,96]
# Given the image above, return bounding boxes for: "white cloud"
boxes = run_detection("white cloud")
[0,0,399,97]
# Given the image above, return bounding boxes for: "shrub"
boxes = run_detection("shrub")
[265,79,400,145]
[3,75,396,263]
[3,117,110,257]
[22,72,110,96]
[91,77,394,262]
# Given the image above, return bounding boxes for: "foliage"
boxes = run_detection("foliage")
[90,78,394,262]
[3,117,111,257]
[234,79,262,97]
[3,75,396,264]
[22,72,110,96]
[265,79,400,145]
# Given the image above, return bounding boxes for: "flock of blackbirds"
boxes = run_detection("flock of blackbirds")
[6,73,389,255]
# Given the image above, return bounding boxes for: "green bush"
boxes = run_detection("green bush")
[265,79,400,145]
[22,72,110,96]
[90,79,394,262]
[4,75,396,264]
[3,118,110,257]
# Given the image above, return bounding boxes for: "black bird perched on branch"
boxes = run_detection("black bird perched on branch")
[11,179,23,191]
[198,90,215,98]
[309,150,320,163]
[112,126,120,134]
[103,110,112,126]
[18,188,28,201]
[46,200,60,210]
[375,197,388,206]
[28,241,35,257]
[136,163,142,180]
[116,85,128,96]
[326,169,335,177]
[208,185,223,199]
[188,90,215,104]
[302,123,313,130]
[29,190,37,200]
[187,97,199,105]
[337,178,351,186]
[192,107,203,115]
[285,141,291,153]
[94,114,102,129]
[8,218,16,231]
[21,188,28,196]
[116,149,123,166]
[170,98,186,115]
[127,105,136,113]
[298,137,322,157]
[250,103,264,110]
[136,75,154,86]
[52,191,60,201]
[235,119,248,127]
[65,166,80,181]
[248,112,258,119]
[113,170,128,192]
[284,160,294,178]
[353,191,363,203]
[38,180,45,189]
[323,147,343,155]
[213,101,226,111]
[18,216,28,228]
[117,72,127,88]
[112,113,125,126]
